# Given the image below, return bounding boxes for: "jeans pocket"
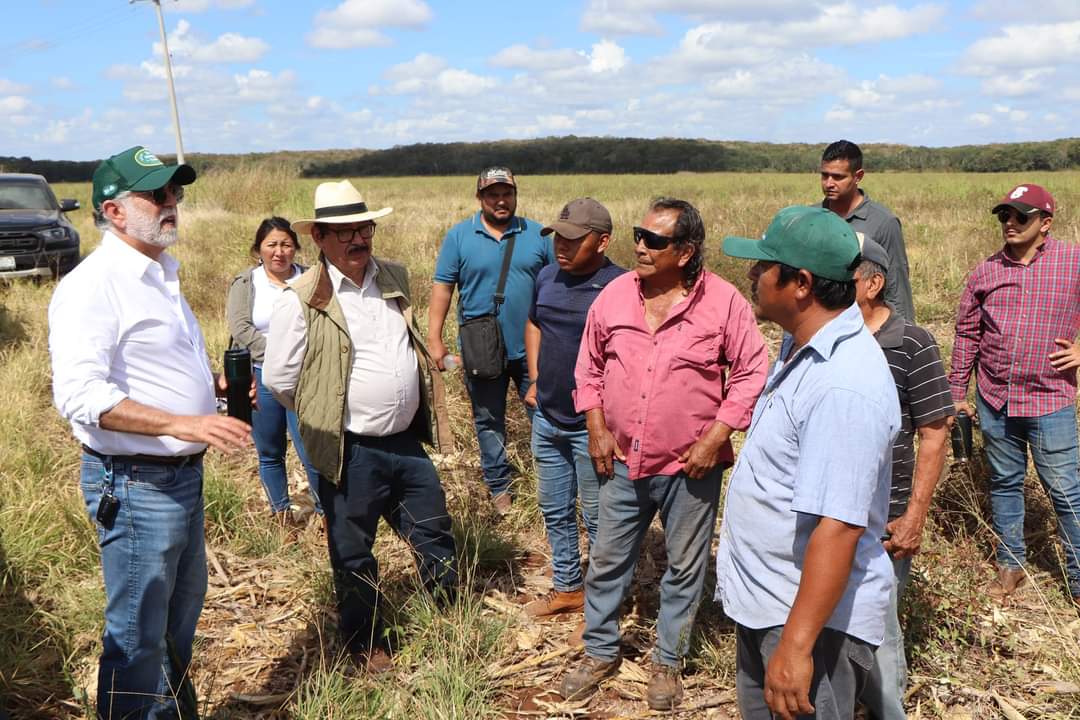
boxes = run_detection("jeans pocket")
[128,464,178,488]
[847,637,876,673]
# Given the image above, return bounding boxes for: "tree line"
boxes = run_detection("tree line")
[5,136,1080,183]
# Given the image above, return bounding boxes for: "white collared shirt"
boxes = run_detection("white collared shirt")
[48,231,217,456]
[263,259,421,437]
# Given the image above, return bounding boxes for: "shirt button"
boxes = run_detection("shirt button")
[341,345,349,353]
[641,393,646,398]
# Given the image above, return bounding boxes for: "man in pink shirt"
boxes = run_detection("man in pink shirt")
[559,198,769,711]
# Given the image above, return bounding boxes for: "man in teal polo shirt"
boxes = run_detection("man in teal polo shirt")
[428,167,553,514]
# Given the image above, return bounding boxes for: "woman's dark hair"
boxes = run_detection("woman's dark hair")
[649,197,705,289]
[777,263,856,310]
[251,216,300,258]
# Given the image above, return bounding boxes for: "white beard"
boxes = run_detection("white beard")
[125,203,178,249]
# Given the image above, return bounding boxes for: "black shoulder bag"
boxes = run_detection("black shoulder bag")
[458,234,515,380]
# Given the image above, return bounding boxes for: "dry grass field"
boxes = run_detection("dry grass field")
[2,166,1079,719]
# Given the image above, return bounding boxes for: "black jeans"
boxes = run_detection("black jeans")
[319,430,458,653]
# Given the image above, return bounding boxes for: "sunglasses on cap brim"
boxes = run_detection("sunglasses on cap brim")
[996,207,1037,225]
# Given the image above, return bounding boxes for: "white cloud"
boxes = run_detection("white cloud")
[707,56,845,104]
[234,69,296,103]
[980,68,1055,97]
[384,53,447,82]
[580,0,819,35]
[825,106,856,122]
[960,22,1080,75]
[490,44,583,71]
[588,40,628,73]
[435,69,497,97]
[972,0,1080,20]
[308,0,432,49]
[156,19,269,64]
[0,79,30,95]
[0,96,30,115]
[50,76,75,91]
[1009,109,1029,122]
[968,112,993,127]
[538,114,576,131]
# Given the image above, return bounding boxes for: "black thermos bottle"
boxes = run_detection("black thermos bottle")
[223,349,252,424]
[951,410,973,461]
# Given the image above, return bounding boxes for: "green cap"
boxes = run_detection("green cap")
[722,206,860,281]
[91,146,196,212]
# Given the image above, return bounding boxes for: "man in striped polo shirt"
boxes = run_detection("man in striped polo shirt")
[854,239,953,720]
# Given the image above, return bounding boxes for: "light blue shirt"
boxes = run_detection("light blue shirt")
[433,212,553,360]
[714,303,900,645]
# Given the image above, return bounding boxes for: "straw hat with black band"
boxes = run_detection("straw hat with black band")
[291,180,393,234]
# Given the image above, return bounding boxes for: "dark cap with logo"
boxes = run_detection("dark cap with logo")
[858,237,890,275]
[991,183,1055,217]
[476,166,516,192]
[541,197,613,239]
[723,205,861,282]
[91,146,196,212]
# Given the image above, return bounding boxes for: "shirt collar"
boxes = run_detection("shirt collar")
[800,303,866,361]
[996,235,1056,266]
[326,257,379,293]
[472,211,524,239]
[101,230,179,278]
[873,304,905,349]
[822,190,870,220]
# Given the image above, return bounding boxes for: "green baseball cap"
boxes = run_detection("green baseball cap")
[722,206,860,281]
[91,146,196,212]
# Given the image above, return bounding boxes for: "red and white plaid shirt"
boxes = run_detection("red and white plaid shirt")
[948,236,1080,417]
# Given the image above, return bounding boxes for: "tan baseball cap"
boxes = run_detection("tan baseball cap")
[541,197,613,240]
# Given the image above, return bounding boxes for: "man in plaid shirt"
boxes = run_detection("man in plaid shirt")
[948,183,1080,607]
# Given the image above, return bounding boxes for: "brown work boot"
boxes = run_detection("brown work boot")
[560,655,621,701]
[350,646,393,675]
[647,664,684,710]
[986,566,1026,600]
[493,492,513,516]
[525,588,585,618]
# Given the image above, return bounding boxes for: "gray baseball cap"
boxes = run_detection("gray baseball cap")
[541,197,613,240]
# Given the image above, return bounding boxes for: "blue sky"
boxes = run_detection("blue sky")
[3,0,1078,160]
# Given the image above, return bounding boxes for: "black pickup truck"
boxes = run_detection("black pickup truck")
[0,173,81,278]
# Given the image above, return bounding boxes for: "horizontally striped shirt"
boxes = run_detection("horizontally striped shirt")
[948,236,1080,417]
[874,308,954,520]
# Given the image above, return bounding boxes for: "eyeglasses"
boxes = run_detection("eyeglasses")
[136,184,184,206]
[327,223,376,242]
[996,208,1036,225]
[633,226,676,250]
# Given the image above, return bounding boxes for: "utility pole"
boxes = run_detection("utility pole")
[131,0,185,163]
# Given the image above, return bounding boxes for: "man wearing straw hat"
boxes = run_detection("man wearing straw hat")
[263,180,457,673]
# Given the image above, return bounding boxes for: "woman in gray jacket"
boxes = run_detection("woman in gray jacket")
[226,217,321,528]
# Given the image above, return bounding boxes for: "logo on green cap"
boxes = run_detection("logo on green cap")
[134,148,163,167]
[102,183,118,197]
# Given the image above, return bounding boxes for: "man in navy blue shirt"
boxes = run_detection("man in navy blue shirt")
[523,198,625,620]
[428,167,554,514]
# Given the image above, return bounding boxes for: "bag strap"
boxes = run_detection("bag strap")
[492,232,516,315]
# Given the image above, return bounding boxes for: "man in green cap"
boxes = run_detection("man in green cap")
[48,146,251,719]
[716,206,900,720]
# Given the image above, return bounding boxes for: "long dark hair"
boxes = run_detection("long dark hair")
[251,216,300,259]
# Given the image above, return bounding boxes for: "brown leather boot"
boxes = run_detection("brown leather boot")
[646,664,684,710]
[986,566,1026,600]
[524,588,585,618]
[560,655,621,701]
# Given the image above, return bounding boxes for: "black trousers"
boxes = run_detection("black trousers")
[319,430,458,653]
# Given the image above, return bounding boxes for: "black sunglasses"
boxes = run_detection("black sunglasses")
[633,226,676,250]
[996,208,1035,225]
[137,184,184,205]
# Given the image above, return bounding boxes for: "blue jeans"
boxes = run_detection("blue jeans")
[863,556,912,720]
[80,453,207,720]
[531,409,599,591]
[463,356,533,498]
[582,461,722,667]
[321,431,458,653]
[977,394,1080,595]
[252,366,321,515]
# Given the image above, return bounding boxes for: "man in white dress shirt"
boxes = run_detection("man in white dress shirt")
[49,146,251,719]
[263,180,456,673]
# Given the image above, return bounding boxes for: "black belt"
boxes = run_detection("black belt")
[81,445,206,467]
